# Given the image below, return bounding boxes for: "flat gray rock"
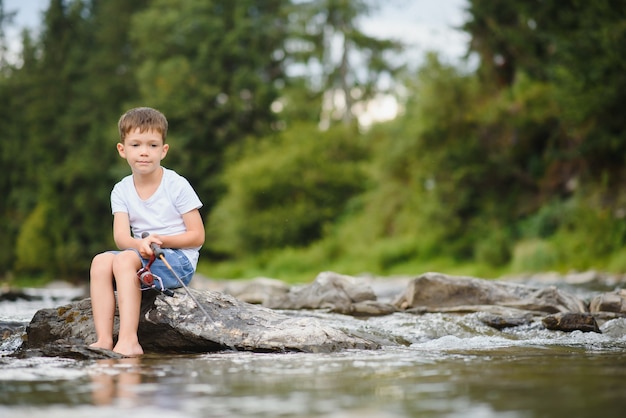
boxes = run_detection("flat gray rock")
[19,288,379,358]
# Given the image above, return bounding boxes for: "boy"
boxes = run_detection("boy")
[89,107,205,356]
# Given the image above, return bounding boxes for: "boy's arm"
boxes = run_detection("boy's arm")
[112,209,205,257]
[157,208,205,249]
[113,211,146,253]
[113,211,160,259]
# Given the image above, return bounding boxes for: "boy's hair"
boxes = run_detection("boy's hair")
[118,107,168,143]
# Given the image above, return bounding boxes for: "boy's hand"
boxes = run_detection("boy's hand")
[139,233,163,259]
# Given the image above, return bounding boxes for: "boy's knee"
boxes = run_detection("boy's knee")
[91,252,113,270]
[90,253,115,282]
[112,250,141,271]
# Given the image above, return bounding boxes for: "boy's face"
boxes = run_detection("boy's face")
[116,128,169,175]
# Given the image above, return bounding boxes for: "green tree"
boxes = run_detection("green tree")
[464,0,626,194]
[286,0,403,126]
[129,0,292,209]
[3,0,80,276]
[0,0,18,274]
[0,0,15,70]
[448,0,626,268]
[7,0,149,278]
[359,55,488,260]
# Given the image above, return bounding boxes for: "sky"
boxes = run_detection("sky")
[362,0,469,64]
[4,0,46,24]
[4,0,48,28]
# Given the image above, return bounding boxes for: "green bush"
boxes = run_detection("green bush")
[473,226,513,268]
[607,248,626,273]
[15,203,55,275]
[511,239,560,272]
[550,204,626,270]
[207,123,368,256]
[518,199,566,239]
[510,197,626,273]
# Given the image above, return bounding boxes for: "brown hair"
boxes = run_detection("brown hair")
[118,107,168,143]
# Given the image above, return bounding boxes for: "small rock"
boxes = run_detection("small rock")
[0,290,41,302]
[589,290,626,314]
[542,313,601,333]
[479,313,533,330]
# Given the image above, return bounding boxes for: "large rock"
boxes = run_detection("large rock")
[394,272,588,314]
[18,288,378,358]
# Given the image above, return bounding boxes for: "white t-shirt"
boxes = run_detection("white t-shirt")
[111,167,203,268]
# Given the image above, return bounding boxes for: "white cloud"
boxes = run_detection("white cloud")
[361,0,470,64]
[3,0,47,63]
[4,0,47,28]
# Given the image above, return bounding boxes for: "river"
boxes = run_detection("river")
[1,279,626,417]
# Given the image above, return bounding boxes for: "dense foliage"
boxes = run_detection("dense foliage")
[1,0,625,283]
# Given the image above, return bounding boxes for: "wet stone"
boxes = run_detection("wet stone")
[542,312,601,333]
[479,313,534,330]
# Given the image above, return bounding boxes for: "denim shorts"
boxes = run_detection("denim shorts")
[110,248,195,291]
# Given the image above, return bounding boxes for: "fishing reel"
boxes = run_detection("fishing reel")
[137,254,175,297]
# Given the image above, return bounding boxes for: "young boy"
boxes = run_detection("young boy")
[89,107,205,356]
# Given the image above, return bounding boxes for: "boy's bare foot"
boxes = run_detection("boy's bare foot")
[90,341,114,351]
[113,341,144,356]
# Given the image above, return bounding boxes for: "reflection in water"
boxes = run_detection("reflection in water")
[89,357,142,406]
[1,336,626,417]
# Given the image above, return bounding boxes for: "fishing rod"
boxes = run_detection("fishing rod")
[140,232,213,323]
[140,233,237,351]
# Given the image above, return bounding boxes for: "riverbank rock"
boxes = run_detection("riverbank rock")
[589,290,626,314]
[1,321,25,340]
[393,272,588,314]
[17,288,379,359]
[0,289,41,302]
[221,277,291,305]
[264,271,397,316]
[542,313,601,333]
[502,270,626,288]
[478,313,534,330]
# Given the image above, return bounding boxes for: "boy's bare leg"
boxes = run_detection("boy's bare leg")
[111,251,144,356]
[89,252,117,350]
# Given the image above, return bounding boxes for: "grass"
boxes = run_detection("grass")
[197,250,510,284]
[1,273,57,288]
[198,228,626,284]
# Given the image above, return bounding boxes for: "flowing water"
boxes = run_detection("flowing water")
[2,281,626,418]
